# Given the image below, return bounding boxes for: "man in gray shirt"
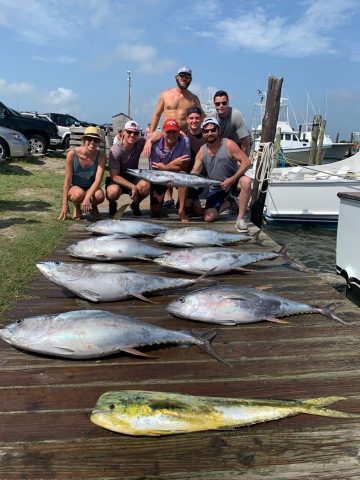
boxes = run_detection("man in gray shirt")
[211,90,252,156]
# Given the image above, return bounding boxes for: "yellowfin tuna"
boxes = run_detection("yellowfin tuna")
[91,390,359,436]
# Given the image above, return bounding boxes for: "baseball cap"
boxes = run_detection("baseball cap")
[202,117,219,129]
[163,118,180,132]
[124,120,139,131]
[83,126,101,139]
[186,107,202,116]
[177,66,192,76]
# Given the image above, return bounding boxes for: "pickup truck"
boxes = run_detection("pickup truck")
[0,101,59,154]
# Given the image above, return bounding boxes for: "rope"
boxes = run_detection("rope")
[254,142,274,194]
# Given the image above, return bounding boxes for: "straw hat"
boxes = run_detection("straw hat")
[83,126,101,139]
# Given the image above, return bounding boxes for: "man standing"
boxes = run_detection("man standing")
[211,90,252,156]
[106,120,149,217]
[191,117,252,233]
[136,118,190,221]
[149,66,203,133]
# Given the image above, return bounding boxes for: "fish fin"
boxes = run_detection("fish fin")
[320,304,349,326]
[190,329,232,367]
[121,347,155,358]
[215,242,224,246]
[234,266,255,273]
[256,285,272,290]
[132,293,156,304]
[53,346,76,353]
[95,255,111,261]
[75,299,93,309]
[251,229,265,246]
[79,290,101,302]
[113,203,130,220]
[266,317,289,324]
[135,256,154,261]
[299,396,360,418]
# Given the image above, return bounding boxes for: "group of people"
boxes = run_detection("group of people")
[59,66,252,232]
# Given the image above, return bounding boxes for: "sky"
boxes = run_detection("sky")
[0,0,359,139]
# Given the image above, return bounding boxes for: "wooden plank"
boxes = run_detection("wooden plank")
[1,212,360,479]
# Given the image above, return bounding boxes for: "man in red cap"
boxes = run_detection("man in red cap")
[133,118,191,221]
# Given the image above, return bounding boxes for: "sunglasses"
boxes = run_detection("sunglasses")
[214,101,228,106]
[178,73,191,79]
[125,130,140,136]
[203,127,217,134]
[85,136,100,143]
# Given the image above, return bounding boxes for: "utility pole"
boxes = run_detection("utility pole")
[127,70,131,118]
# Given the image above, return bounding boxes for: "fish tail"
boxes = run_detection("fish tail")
[319,305,349,326]
[191,329,232,367]
[300,396,359,418]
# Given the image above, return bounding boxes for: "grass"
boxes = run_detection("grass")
[0,153,70,319]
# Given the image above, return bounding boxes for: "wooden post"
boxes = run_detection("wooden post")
[335,132,340,143]
[315,119,326,165]
[250,75,283,228]
[308,115,321,165]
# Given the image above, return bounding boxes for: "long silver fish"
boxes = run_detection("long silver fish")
[167,285,348,325]
[154,247,279,274]
[91,390,359,436]
[66,234,167,261]
[37,261,201,302]
[85,219,168,237]
[0,310,226,363]
[127,168,221,188]
[154,227,251,247]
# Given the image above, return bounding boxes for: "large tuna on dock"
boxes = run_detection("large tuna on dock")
[154,227,251,247]
[154,247,279,274]
[91,390,359,436]
[167,285,349,325]
[0,310,226,363]
[37,261,201,302]
[85,219,168,237]
[66,234,167,261]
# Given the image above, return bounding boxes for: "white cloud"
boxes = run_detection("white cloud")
[32,55,77,64]
[42,87,79,111]
[195,0,359,57]
[0,78,35,94]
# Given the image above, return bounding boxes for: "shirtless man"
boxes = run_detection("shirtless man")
[149,66,202,133]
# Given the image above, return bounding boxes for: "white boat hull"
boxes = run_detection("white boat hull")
[336,192,360,288]
[260,153,360,223]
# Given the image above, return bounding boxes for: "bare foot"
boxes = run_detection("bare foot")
[179,211,189,223]
[90,206,102,220]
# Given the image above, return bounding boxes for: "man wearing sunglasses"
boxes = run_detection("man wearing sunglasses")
[211,90,252,157]
[191,117,252,233]
[106,120,149,217]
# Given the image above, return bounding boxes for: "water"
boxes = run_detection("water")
[262,223,360,307]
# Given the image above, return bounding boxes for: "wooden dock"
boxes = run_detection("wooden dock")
[1,206,360,479]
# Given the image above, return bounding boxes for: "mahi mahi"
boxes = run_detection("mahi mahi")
[66,234,167,261]
[0,310,225,362]
[37,261,202,302]
[154,227,251,247]
[154,247,279,274]
[127,169,221,188]
[91,390,359,436]
[85,219,168,237]
[167,285,348,325]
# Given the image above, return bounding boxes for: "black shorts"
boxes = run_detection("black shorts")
[205,188,228,211]
[105,175,138,195]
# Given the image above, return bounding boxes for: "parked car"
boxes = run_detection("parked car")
[0,101,59,155]
[0,126,30,160]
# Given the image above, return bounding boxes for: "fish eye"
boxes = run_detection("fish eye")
[179,297,185,303]
[16,319,23,325]
[108,403,115,410]
[55,261,60,265]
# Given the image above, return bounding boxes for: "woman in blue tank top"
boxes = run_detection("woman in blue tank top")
[58,126,106,221]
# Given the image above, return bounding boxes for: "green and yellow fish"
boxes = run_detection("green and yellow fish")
[90,390,359,436]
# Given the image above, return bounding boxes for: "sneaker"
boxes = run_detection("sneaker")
[163,199,175,209]
[235,218,249,233]
[108,201,118,217]
[130,202,142,217]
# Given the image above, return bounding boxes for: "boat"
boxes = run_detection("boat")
[252,94,327,166]
[253,152,360,223]
[298,129,352,163]
[336,191,360,289]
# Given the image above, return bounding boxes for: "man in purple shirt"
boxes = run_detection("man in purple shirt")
[134,118,190,220]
